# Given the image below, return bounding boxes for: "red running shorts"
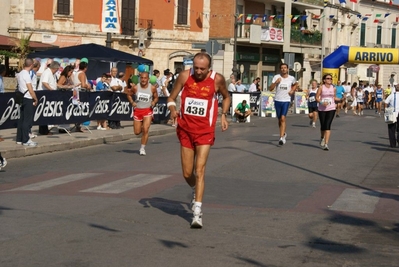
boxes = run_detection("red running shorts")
[176,127,215,150]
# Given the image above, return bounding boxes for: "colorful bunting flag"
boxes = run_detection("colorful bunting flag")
[269,15,275,20]
[237,14,244,20]
[362,17,369,21]
[292,15,300,22]
[339,0,346,4]
[350,0,357,2]
[245,14,252,23]
[385,13,390,18]
[373,19,379,23]
[375,14,381,18]
[262,15,267,22]
[253,15,259,21]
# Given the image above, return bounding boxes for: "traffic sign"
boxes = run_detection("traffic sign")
[205,40,221,55]
[293,62,302,72]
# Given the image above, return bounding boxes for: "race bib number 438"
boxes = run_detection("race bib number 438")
[184,97,208,117]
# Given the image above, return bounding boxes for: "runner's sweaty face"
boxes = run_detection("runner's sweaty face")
[193,57,210,81]
[280,64,289,76]
[140,72,149,87]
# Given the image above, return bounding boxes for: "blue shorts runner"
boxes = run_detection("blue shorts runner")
[275,101,290,119]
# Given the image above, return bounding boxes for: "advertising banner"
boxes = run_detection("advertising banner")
[260,92,276,117]
[294,92,309,114]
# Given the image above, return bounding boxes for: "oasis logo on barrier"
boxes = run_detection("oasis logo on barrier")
[89,96,110,117]
[34,96,64,121]
[65,97,90,120]
[109,97,130,116]
[0,98,20,126]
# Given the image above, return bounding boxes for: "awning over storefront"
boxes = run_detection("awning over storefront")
[0,34,57,51]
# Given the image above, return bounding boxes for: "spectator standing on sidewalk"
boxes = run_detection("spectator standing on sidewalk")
[108,67,124,129]
[16,58,39,147]
[37,61,60,135]
[384,84,399,148]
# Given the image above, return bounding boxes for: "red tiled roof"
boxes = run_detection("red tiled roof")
[0,34,57,51]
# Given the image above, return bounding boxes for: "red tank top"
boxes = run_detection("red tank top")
[178,70,218,134]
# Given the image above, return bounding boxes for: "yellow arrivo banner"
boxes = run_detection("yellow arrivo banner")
[348,47,399,64]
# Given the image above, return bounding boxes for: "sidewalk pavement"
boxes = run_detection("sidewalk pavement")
[0,121,178,159]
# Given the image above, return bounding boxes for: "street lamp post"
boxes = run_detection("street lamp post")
[232,1,238,79]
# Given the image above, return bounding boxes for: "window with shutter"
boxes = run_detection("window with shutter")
[177,0,188,25]
[121,0,136,35]
[57,0,70,15]
[391,28,396,48]
[360,23,366,47]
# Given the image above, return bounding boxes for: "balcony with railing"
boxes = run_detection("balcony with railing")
[237,18,322,46]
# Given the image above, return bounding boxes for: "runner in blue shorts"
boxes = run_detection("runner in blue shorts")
[269,63,297,145]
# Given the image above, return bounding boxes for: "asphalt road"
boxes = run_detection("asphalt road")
[1,110,398,267]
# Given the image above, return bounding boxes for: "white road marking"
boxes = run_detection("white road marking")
[80,173,171,194]
[7,173,101,191]
[329,188,381,213]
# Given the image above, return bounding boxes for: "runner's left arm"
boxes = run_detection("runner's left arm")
[151,85,159,107]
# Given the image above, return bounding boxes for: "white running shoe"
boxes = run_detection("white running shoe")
[29,133,37,139]
[139,148,146,156]
[282,133,287,144]
[0,158,6,168]
[16,142,22,145]
[312,122,316,128]
[323,144,329,151]
[278,138,283,145]
[320,138,325,147]
[23,140,37,147]
[191,207,203,228]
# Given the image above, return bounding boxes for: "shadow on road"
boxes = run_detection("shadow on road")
[216,146,398,201]
[233,256,276,267]
[138,197,192,224]
[307,237,365,253]
[0,206,13,216]
[158,239,188,248]
[88,223,120,232]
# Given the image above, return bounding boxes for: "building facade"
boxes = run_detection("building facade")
[5,0,210,75]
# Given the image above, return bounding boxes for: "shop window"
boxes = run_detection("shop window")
[360,23,366,46]
[376,25,382,45]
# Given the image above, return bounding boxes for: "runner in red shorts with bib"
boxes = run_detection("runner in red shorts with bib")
[127,72,158,156]
[167,52,230,228]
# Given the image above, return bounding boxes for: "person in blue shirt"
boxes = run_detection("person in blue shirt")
[96,73,111,91]
[335,80,345,117]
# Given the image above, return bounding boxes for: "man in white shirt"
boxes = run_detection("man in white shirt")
[269,63,297,146]
[248,79,258,92]
[16,58,39,147]
[109,67,124,129]
[384,83,399,147]
[38,61,60,91]
[228,77,236,93]
[38,61,60,135]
